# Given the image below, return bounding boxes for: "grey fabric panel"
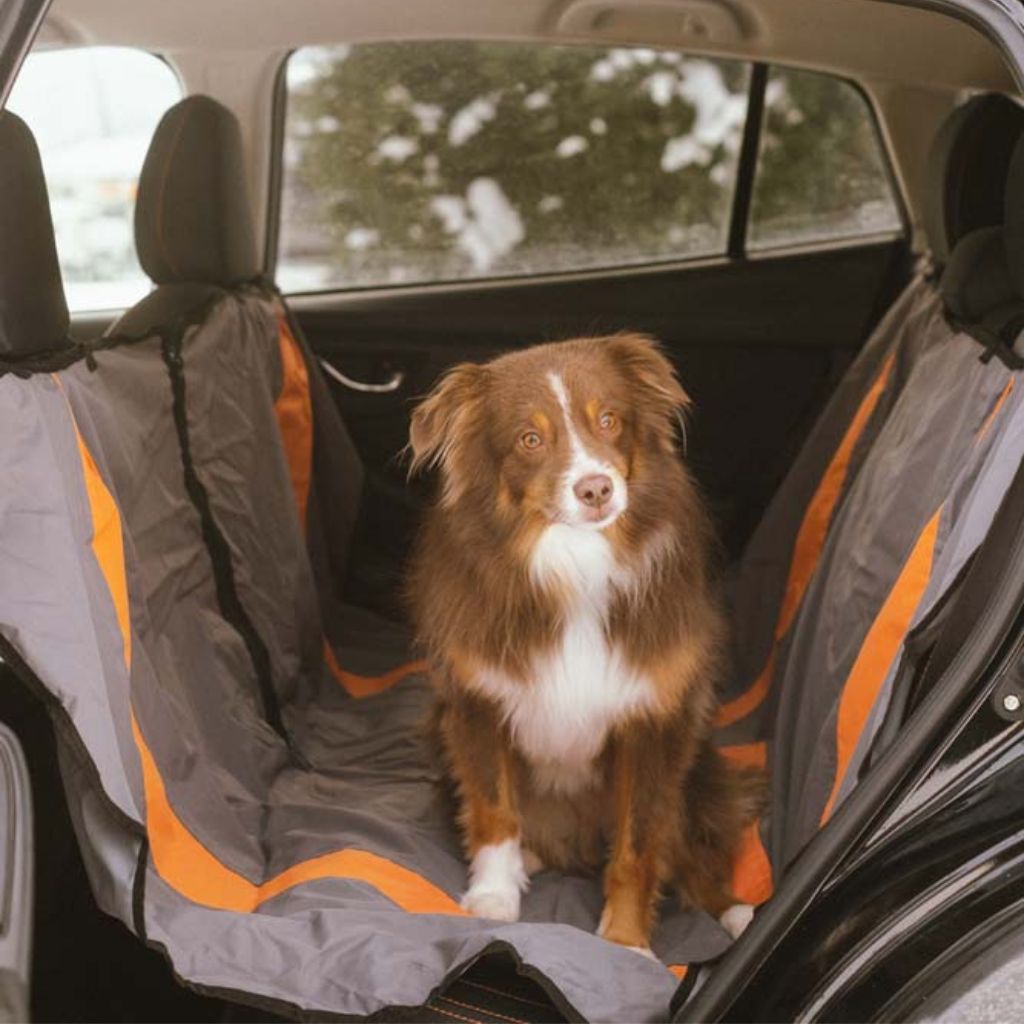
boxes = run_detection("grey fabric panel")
[142,865,691,1023]
[767,330,1016,867]
[135,96,259,287]
[719,277,939,741]
[60,344,290,878]
[834,368,1024,807]
[0,112,69,357]
[0,375,140,820]
[178,293,324,711]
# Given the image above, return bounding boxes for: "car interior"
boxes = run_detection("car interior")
[1,0,1024,1020]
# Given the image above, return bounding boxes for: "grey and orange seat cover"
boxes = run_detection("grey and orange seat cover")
[2,90,1024,1022]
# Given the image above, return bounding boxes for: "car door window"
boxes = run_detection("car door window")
[748,66,902,249]
[278,42,751,291]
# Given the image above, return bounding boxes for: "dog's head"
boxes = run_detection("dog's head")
[409,333,690,535]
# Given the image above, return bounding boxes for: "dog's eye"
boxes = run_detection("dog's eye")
[598,411,618,432]
[520,430,543,451]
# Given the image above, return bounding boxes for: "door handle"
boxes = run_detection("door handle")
[318,358,405,394]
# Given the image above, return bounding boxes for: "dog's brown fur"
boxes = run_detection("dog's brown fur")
[408,333,763,950]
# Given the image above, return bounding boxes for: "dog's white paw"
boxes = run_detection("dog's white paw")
[597,906,655,960]
[462,838,527,922]
[461,883,521,921]
[624,944,658,962]
[719,903,754,939]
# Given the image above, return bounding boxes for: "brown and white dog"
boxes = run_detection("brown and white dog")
[408,333,762,956]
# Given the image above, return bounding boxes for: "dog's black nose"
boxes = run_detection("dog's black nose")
[574,474,613,508]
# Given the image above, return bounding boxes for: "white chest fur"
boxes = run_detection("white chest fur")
[473,524,658,794]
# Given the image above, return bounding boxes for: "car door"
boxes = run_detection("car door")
[271,46,911,566]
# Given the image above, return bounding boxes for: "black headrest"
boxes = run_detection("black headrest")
[1004,133,1024,295]
[135,95,259,287]
[941,130,1024,349]
[0,112,70,357]
[924,93,1024,267]
[940,226,1014,324]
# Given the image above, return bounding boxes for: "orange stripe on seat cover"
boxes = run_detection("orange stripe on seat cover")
[324,640,427,698]
[669,965,688,980]
[274,316,314,533]
[59,381,132,671]
[819,507,941,825]
[731,821,773,906]
[975,376,1015,446]
[131,713,464,915]
[718,354,896,729]
[719,741,767,771]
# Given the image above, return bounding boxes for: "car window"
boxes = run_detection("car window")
[7,48,182,312]
[748,66,901,250]
[278,42,750,292]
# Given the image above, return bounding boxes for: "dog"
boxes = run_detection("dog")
[407,333,763,956]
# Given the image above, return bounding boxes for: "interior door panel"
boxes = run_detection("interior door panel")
[291,238,911,558]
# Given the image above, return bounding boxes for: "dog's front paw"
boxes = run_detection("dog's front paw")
[462,838,528,922]
[719,903,754,939]
[461,883,521,921]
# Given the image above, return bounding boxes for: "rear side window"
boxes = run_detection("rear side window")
[276,43,903,293]
[278,42,750,291]
[748,67,901,249]
[7,48,181,312]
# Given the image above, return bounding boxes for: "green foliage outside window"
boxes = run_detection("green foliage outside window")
[278,42,899,291]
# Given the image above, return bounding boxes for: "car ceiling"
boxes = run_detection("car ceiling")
[42,0,1016,92]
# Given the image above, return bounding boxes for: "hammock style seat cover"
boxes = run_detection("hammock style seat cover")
[1,94,1023,1021]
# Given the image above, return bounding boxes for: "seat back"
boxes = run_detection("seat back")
[0,110,291,933]
[121,95,365,703]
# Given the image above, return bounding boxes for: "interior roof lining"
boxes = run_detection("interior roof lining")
[40,0,1018,94]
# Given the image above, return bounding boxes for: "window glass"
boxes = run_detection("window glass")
[279,42,750,291]
[7,48,182,311]
[748,67,901,249]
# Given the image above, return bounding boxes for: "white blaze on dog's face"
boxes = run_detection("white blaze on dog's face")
[409,333,690,537]
[544,371,627,529]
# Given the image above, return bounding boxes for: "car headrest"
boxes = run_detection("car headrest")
[941,130,1024,333]
[924,93,1024,268]
[1004,132,1024,297]
[940,226,1014,324]
[135,95,259,287]
[0,112,70,358]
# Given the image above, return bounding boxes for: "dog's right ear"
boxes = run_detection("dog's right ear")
[409,362,487,480]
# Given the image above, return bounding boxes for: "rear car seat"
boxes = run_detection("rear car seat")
[721,93,1024,905]
[2,88,1024,1021]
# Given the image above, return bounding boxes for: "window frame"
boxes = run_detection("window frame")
[265,44,909,296]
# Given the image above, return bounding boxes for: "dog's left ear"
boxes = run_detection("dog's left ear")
[606,333,690,415]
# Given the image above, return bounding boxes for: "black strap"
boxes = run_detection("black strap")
[0,337,95,377]
[946,311,1024,371]
[158,323,294,750]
